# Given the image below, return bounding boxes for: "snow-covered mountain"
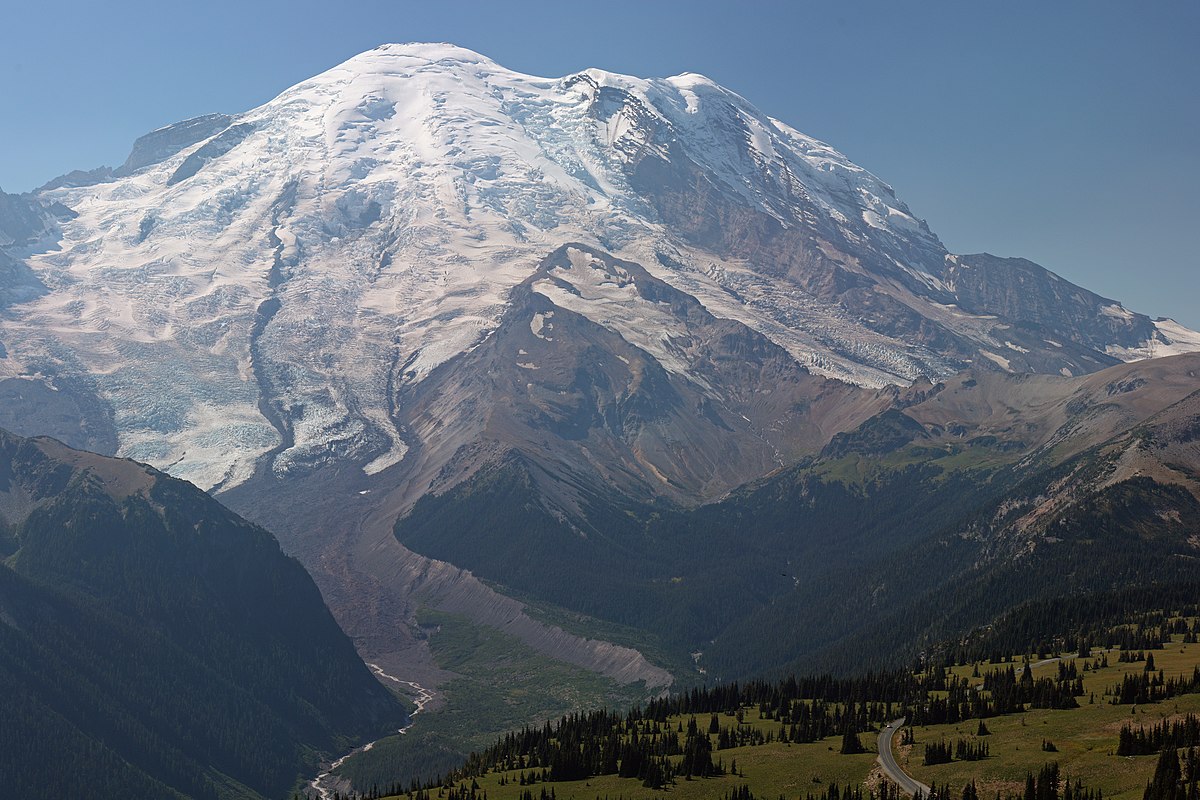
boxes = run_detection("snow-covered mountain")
[1,43,1196,495]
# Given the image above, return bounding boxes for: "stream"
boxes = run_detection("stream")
[307,663,437,799]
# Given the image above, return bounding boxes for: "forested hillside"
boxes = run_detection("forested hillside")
[0,430,407,799]
[395,358,1200,681]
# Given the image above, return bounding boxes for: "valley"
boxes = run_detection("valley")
[309,665,435,799]
[323,608,660,795]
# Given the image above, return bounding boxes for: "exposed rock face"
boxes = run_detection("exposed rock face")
[116,113,234,177]
[167,121,255,185]
[0,253,48,312]
[0,189,57,247]
[942,253,1157,358]
[899,353,1200,467]
[35,166,114,192]
[0,377,116,454]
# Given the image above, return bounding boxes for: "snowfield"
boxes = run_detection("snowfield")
[1,43,1193,490]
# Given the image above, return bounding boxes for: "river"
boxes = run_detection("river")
[307,663,437,799]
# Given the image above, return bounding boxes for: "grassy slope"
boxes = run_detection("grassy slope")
[370,634,1200,800]
[493,585,700,685]
[449,737,879,800]
[905,638,1200,798]
[380,704,880,800]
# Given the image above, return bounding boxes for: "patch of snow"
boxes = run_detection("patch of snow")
[893,258,949,293]
[532,247,709,387]
[1100,303,1135,322]
[1154,318,1200,355]
[363,438,409,475]
[1106,318,1200,361]
[531,311,553,340]
[979,350,1013,371]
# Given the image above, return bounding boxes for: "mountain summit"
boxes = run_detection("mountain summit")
[1,43,1195,493]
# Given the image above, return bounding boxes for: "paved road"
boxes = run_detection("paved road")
[878,717,931,797]
[878,654,1112,795]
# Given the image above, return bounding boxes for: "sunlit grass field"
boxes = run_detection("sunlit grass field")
[376,632,1200,800]
[906,639,1200,798]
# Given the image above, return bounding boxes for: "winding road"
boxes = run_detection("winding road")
[877,718,931,797]
[307,663,438,799]
[876,655,1094,795]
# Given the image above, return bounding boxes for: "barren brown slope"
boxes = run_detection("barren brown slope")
[897,352,1200,464]
[390,244,891,513]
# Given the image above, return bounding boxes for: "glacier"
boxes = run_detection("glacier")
[0,43,1192,491]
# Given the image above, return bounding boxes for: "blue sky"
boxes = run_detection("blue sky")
[2,0,1197,326]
